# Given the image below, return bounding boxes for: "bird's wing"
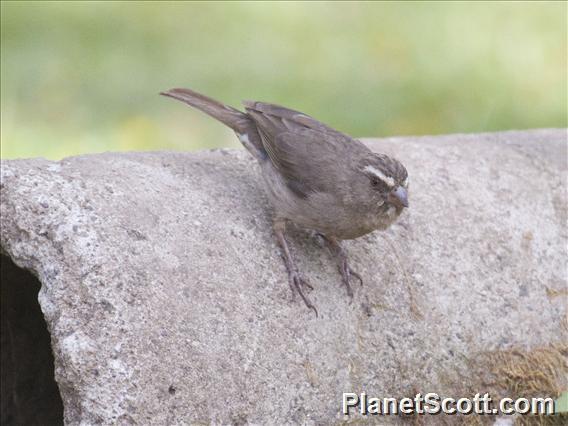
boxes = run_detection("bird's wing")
[243,101,370,198]
[243,101,345,136]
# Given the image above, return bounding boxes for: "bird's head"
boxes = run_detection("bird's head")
[359,153,409,210]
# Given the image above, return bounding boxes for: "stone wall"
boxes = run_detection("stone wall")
[1,129,566,424]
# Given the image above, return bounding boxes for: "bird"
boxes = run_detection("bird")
[161,88,409,316]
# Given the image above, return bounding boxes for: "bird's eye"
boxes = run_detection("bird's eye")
[370,178,387,191]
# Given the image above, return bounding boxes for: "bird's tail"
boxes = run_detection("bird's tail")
[160,88,266,161]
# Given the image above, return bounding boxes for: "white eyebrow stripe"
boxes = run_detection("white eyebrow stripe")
[363,165,395,187]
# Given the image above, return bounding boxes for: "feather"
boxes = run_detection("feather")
[244,102,372,198]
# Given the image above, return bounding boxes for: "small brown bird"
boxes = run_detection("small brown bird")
[161,88,408,316]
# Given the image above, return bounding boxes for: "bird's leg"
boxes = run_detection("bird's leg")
[319,235,363,298]
[273,220,318,317]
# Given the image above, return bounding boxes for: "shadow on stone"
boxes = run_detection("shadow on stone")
[1,255,63,426]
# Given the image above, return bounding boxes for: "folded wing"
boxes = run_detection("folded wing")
[244,101,370,198]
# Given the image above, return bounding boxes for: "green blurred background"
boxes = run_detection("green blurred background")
[1,1,566,160]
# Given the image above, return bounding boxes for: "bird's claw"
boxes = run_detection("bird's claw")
[288,270,318,317]
[339,261,363,298]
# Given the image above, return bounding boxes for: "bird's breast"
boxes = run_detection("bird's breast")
[259,163,404,239]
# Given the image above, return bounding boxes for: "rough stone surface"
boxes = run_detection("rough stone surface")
[1,129,566,425]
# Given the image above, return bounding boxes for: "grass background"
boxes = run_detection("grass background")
[1,1,566,160]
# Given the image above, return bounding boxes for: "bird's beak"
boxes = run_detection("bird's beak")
[388,186,409,208]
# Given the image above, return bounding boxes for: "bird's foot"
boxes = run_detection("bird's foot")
[318,234,363,298]
[338,259,363,298]
[274,222,319,316]
[287,269,318,317]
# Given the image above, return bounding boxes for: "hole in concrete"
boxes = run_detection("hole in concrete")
[1,255,64,425]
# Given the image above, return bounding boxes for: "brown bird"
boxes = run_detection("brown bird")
[161,88,408,316]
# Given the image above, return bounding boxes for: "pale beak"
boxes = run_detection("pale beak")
[388,186,409,208]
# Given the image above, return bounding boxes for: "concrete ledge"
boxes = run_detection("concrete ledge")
[1,129,566,424]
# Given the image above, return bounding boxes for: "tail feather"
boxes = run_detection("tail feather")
[161,88,244,130]
[160,88,266,160]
